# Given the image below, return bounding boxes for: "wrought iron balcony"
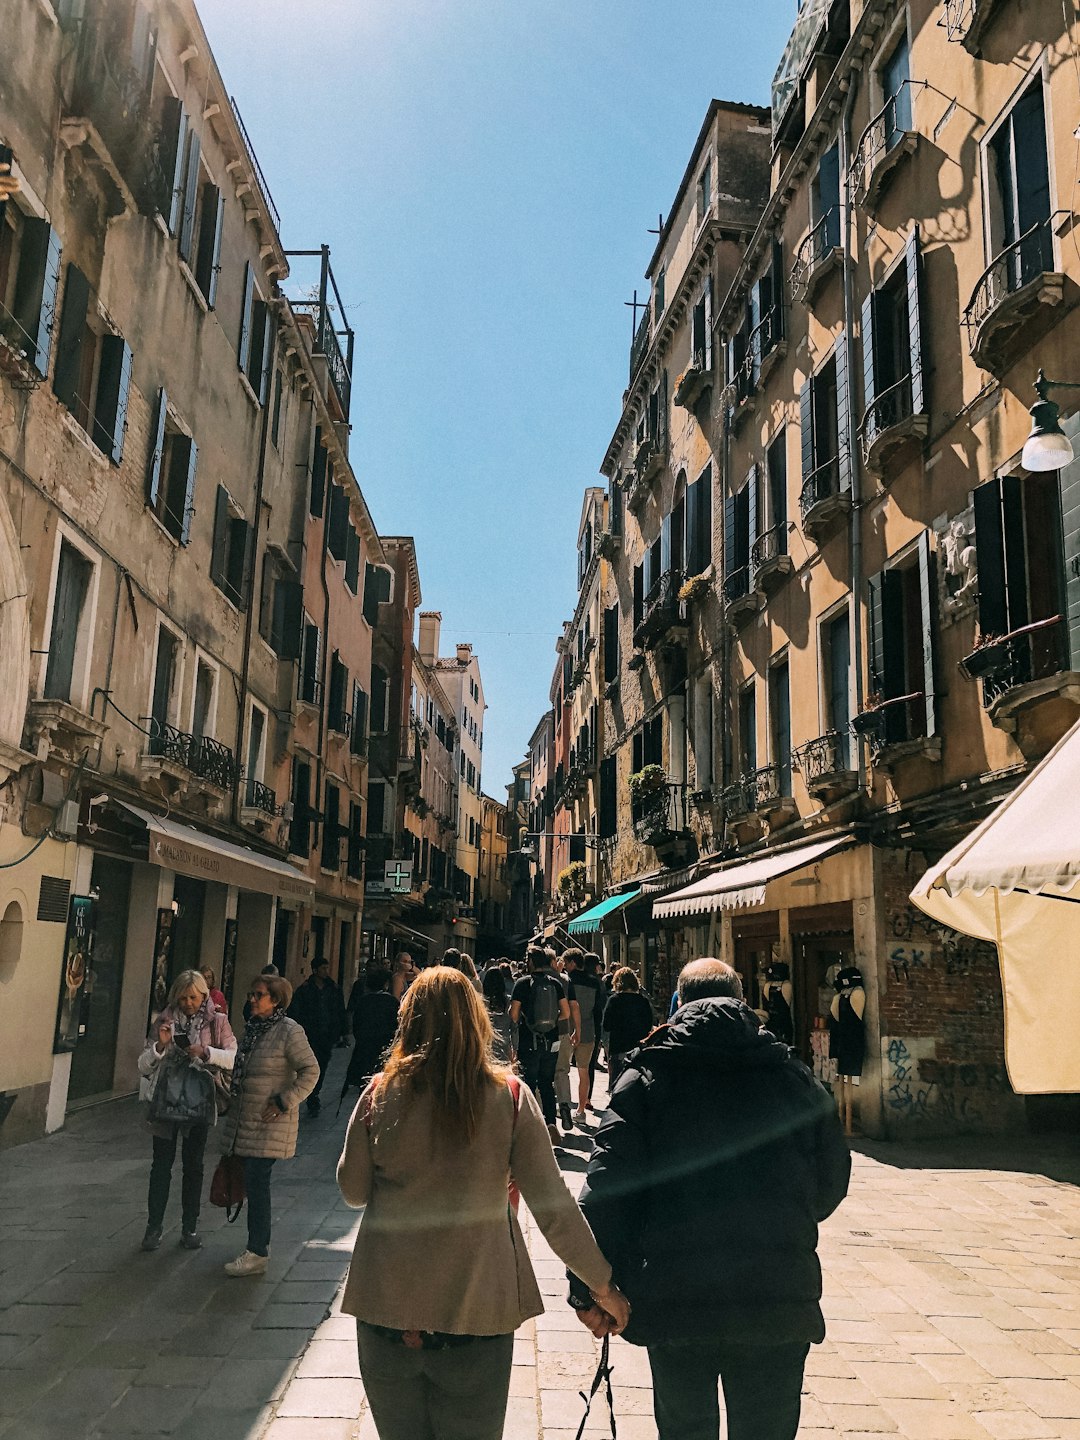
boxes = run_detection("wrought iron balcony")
[861,373,928,477]
[721,774,758,819]
[229,96,281,233]
[632,782,691,848]
[633,569,685,650]
[939,0,1006,55]
[630,306,651,382]
[674,351,712,410]
[851,90,917,212]
[799,456,849,541]
[961,616,1070,716]
[853,693,933,765]
[723,565,759,624]
[751,523,793,592]
[245,778,278,815]
[791,210,842,303]
[795,730,853,794]
[147,722,238,791]
[963,218,1062,374]
[285,247,355,419]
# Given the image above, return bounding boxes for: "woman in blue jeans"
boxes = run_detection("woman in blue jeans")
[218,973,319,1276]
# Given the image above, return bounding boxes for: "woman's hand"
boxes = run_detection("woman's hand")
[189,1043,210,1062]
[588,1282,631,1335]
[157,1024,172,1049]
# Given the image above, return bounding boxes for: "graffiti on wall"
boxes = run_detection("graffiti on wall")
[883,1036,1011,1127]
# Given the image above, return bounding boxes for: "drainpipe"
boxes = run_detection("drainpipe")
[720,392,733,829]
[839,79,866,792]
[316,407,332,863]
[232,335,274,828]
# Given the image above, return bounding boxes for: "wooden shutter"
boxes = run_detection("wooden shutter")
[861,291,877,425]
[918,530,937,736]
[345,525,361,593]
[835,329,851,493]
[237,261,254,373]
[164,99,189,234]
[93,335,133,465]
[724,493,737,583]
[194,183,224,303]
[771,240,785,342]
[238,520,254,610]
[747,463,759,547]
[799,377,814,489]
[633,562,644,628]
[352,683,368,751]
[659,370,668,444]
[866,571,886,695]
[370,664,388,731]
[52,264,89,409]
[310,427,326,516]
[703,276,714,371]
[686,478,701,576]
[254,300,274,403]
[177,129,201,263]
[973,479,1008,637]
[328,483,350,561]
[1058,416,1080,670]
[881,568,907,741]
[179,438,198,546]
[210,485,229,587]
[290,758,311,856]
[660,510,671,576]
[1001,473,1029,631]
[632,730,644,773]
[362,563,391,625]
[146,387,167,506]
[275,578,303,661]
[259,552,275,641]
[12,219,62,376]
[905,226,925,416]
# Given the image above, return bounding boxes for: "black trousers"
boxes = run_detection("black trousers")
[243,1155,276,1256]
[147,1122,208,1232]
[308,1040,333,1102]
[647,1339,809,1440]
[520,1044,558,1125]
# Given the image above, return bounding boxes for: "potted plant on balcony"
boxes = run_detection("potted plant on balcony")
[557,861,588,908]
[959,632,1008,681]
[678,571,712,605]
[851,692,887,738]
[627,764,668,804]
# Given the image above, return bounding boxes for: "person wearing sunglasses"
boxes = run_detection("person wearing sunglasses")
[218,973,319,1276]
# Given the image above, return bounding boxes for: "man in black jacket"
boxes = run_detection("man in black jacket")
[288,958,347,1114]
[569,958,850,1440]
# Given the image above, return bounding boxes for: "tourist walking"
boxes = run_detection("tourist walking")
[565,949,605,1120]
[482,965,516,1063]
[199,966,228,1013]
[337,966,629,1440]
[510,946,571,1145]
[219,974,320,1276]
[601,966,655,1085]
[571,958,851,1440]
[340,967,400,1110]
[288,957,348,1114]
[138,969,236,1251]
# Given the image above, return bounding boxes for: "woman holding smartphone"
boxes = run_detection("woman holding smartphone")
[138,968,236,1252]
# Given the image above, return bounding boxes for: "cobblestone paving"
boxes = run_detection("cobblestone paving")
[3,1053,1080,1438]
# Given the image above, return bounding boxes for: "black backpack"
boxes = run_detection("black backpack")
[524,972,562,1040]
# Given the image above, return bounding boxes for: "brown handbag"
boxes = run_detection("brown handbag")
[209,1153,245,1222]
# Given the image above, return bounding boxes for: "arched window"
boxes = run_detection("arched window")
[0,900,24,985]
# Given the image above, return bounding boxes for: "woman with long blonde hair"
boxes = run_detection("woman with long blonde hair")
[337,966,628,1440]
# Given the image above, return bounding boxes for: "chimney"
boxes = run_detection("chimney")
[456,643,472,665]
[418,611,442,666]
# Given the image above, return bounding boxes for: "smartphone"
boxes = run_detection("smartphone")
[173,1033,191,1050]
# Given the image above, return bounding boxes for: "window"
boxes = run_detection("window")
[328,651,350,733]
[347,800,364,880]
[881,28,912,145]
[43,539,93,704]
[191,178,224,306]
[690,279,713,373]
[258,554,303,659]
[685,463,712,577]
[237,261,273,404]
[631,714,663,773]
[862,228,926,433]
[867,532,937,744]
[693,674,714,789]
[987,81,1053,285]
[603,604,619,684]
[370,663,389,732]
[271,370,284,448]
[289,757,314,857]
[149,624,181,749]
[696,159,712,224]
[310,427,328,517]
[654,267,666,319]
[322,781,342,870]
[327,481,351,562]
[53,265,132,464]
[764,431,788,556]
[724,466,757,602]
[146,390,197,544]
[738,683,757,776]
[245,704,266,804]
[646,373,667,446]
[769,658,791,795]
[351,681,368,755]
[799,337,850,513]
[210,486,253,609]
[191,658,216,744]
[363,563,393,625]
[811,143,841,250]
[0,190,62,377]
[367,781,386,835]
[298,618,323,706]
[821,610,851,767]
[749,242,785,379]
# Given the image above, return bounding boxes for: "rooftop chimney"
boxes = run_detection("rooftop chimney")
[456,643,472,665]
[419,611,442,666]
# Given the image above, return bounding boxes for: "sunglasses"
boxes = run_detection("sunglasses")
[248,989,269,999]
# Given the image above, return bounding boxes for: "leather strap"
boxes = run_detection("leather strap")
[575,1335,615,1439]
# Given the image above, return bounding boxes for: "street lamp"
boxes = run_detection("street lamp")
[1022,370,1080,472]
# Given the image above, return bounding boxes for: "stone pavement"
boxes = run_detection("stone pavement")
[3,1048,1080,1439]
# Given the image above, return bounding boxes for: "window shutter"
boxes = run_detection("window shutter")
[724,493,737,583]
[632,561,644,628]
[328,483,350,561]
[861,290,877,423]
[352,683,368,751]
[1001,473,1029,631]
[164,100,189,234]
[12,219,62,376]
[918,530,937,737]
[660,510,671,576]
[146,387,167,506]
[866,571,885,695]
[254,300,274,403]
[771,240,785,342]
[345,524,360,593]
[310,427,327,516]
[686,479,701,576]
[194,183,224,302]
[835,328,851,493]
[799,377,814,489]
[210,485,229,587]
[237,261,254,373]
[881,569,907,742]
[905,225,925,416]
[259,553,275,641]
[290,759,311,857]
[275,578,304,660]
[704,277,714,371]
[362,563,391,625]
[370,664,388,732]
[1058,416,1080,670]
[177,129,201,263]
[659,369,668,444]
[179,439,198,546]
[973,479,1008,637]
[93,335,133,465]
[238,520,254,611]
[747,463,759,546]
[52,263,90,409]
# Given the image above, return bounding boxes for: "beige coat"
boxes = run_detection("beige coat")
[218,1017,319,1160]
[337,1077,612,1336]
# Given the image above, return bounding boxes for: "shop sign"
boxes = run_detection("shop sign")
[53,894,95,1054]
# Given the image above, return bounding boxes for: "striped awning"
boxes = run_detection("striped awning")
[652,836,853,918]
[567,889,642,935]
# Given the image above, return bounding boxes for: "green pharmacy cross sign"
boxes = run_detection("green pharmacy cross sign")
[385,860,413,894]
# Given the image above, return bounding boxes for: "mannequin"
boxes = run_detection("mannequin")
[829,966,865,1136]
[761,961,794,1046]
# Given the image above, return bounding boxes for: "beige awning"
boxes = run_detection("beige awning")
[911,717,1080,1094]
[118,802,315,902]
[653,835,853,918]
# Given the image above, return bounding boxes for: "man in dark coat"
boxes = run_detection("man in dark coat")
[339,966,399,1111]
[288,958,347,1114]
[569,958,850,1440]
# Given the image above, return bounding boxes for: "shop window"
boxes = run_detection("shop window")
[146,390,197,544]
[867,532,937,743]
[53,265,132,464]
[210,486,253,610]
[44,538,94,704]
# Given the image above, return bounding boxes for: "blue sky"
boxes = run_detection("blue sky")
[197,0,797,797]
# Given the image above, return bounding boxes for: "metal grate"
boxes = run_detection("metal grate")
[37,875,72,923]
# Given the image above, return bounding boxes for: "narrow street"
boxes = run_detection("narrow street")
[3,1054,1080,1439]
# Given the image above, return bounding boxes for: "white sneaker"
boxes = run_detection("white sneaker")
[224,1250,268,1277]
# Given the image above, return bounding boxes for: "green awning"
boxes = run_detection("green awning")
[567,889,642,935]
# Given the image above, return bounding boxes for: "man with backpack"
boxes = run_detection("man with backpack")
[510,945,572,1146]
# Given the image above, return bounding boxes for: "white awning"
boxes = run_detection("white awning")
[911,717,1080,1094]
[117,802,315,902]
[653,835,853,918]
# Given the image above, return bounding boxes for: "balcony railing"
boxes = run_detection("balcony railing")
[723,565,751,605]
[632,782,691,846]
[963,616,1068,710]
[751,523,789,582]
[963,218,1057,363]
[795,730,851,784]
[229,95,281,232]
[800,455,843,525]
[630,306,651,382]
[853,692,926,758]
[939,0,1005,52]
[633,569,684,649]
[245,778,278,815]
[851,89,916,207]
[147,722,239,791]
[791,210,841,298]
[286,247,355,418]
[861,373,928,475]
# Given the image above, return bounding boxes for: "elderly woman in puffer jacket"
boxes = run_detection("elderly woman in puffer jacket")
[218,972,319,1277]
[138,968,237,1253]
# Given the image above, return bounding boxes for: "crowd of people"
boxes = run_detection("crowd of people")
[136,941,850,1440]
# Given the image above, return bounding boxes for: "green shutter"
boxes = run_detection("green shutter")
[12,219,62,376]
[146,387,167,506]
[867,571,885,695]
[52,264,90,409]
[905,226,925,416]
[747,462,759,548]
[835,327,851,493]
[237,261,254,373]
[328,483,350,561]
[310,426,327,516]
[178,129,201,263]
[799,377,814,490]
[194,182,223,301]
[861,290,877,426]
[345,525,360,593]
[918,530,937,737]
[93,335,133,465]
[210,485,230,586]
[973,479,1007,637]
[1058,415,1080,671]
[179,438,198,546]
